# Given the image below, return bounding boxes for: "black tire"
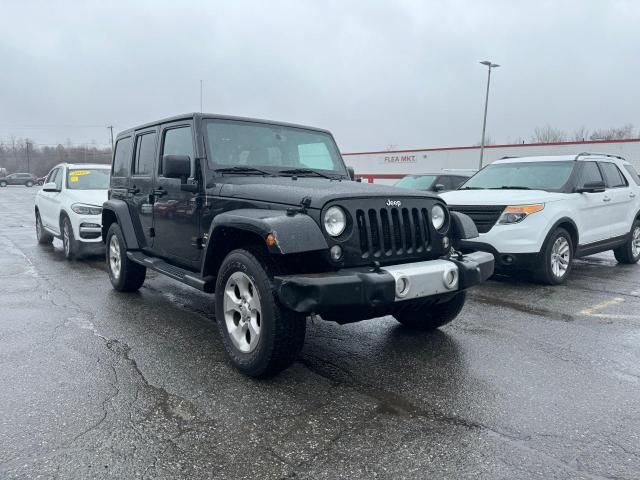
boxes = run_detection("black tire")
[61,216,80,260]
[393,291,466,331]
[35,210,53,245]
[25,181,34,187]
[0,181,7,187]
[614,219,640,264]
[536,227,573,285]
[215,247,306,378]
[105,223,146,292]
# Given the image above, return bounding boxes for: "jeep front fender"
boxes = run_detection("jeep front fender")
[207,209,329,255]
[102,199,140,249]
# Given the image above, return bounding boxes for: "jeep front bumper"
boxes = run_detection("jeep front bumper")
[273,251,494,313]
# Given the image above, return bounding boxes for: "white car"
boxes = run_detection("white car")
[442,153,640,284]
[34,163,110,259]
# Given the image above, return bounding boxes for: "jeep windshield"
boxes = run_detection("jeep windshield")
[460,161,574,192]
[66,168,110,190]
[205,119,348,178]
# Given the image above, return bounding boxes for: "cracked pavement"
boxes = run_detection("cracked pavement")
[1,186,640,479]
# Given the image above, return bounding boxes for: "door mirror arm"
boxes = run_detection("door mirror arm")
[576,181,606,194]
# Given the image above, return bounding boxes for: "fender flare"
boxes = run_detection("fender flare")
[201,208,329,271]
[543,216,579,250]
[102,199,140,249]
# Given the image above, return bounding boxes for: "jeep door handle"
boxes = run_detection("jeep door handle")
[603,196,611,202]
[127,186,140,194]
[153,188,168,197]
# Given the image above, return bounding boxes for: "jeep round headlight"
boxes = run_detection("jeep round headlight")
[324,206,347,237]
[431,204,446,230]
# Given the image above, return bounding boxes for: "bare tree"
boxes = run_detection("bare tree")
[572,126,589,142]
[532,125,566,143]
[590,124,635,141]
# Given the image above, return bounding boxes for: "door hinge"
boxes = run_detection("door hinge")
[149,227,156,237]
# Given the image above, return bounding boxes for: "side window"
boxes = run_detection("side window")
[436,176,453,190]
[624,164,640,185]
[133,132,158,176]
[451,176,468,189]
[53,169,63,190]
[578,162,603,188]
[160,126,194,174]
[600,162,627,188]
[113,136,133,177]
[45,169,57,184]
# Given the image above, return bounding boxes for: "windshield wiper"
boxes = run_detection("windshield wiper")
[459,186,485,190]
[215,166,273,176]
[488,186,532,190]
[278,168,339,180]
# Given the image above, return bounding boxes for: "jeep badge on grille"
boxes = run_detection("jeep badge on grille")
[386,199,402,207]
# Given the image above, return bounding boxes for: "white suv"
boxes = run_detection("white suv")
[442,153,640,284]
[34,163,110,259]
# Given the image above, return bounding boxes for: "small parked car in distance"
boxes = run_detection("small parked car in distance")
[0,172,38,187]
[395,171,471,193]
[34,163,111,259]
[442,153,640,284]
[101,113,494,377]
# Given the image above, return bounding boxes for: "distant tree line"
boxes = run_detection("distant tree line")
[0,138,112,177]
[531,123,637,143]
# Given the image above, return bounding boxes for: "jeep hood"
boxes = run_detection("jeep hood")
[441,189,566,206]
[216,177,438,208]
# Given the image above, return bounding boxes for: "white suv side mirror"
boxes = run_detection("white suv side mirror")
[42,182,60,192]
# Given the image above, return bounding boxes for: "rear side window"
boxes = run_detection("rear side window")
[45,168,58,184]
[578,162,603,188]
[133,132,158,176]
[624,164,640,185]
[160,126,194,174]
[113,137,133,177]
[599,162,627,188]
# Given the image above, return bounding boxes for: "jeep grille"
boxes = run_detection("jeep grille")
[355,207,430,258]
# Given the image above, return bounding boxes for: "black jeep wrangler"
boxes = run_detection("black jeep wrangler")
[102,113,493,377]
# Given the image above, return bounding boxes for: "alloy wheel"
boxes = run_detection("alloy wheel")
[109,235,121,280]
[550,236,570,278]
[223,271,262,353]
[632,226,640,258]
[63,222,71,256]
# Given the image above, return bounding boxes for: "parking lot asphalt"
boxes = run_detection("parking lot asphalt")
[1,186,640,480]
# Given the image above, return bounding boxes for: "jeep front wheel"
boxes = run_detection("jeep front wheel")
[393,291,466,331]
[106,223,146,292]
[215,248,306,377]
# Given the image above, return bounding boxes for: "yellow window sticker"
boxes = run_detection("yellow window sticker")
[69,170,91,176]
[70,176,79,182]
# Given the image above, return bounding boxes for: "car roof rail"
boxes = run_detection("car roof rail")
[500,156,519,159]
[574,152,626,161]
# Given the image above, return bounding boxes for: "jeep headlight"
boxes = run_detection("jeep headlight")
[71,203,102,215]
[498,204,544,224]
[431,204,447,231]
[324,206,347,237]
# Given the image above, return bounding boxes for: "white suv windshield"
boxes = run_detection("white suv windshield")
[461,161,574,191]
[66,169,110,190]
[205,119,348,177]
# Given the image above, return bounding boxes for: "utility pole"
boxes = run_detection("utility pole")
[26,140,31,173]
[200,80,203,113]
[107,125,114,151]
[478,60,500,170]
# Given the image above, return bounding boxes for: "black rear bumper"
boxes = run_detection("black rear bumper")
[273,251,494,314]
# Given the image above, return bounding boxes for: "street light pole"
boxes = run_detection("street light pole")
[478,60,499,170]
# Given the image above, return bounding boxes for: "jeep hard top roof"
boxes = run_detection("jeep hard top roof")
[493,153,629,165]
[115,113,333,139]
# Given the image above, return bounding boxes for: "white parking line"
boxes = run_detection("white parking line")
[579,297,625,316]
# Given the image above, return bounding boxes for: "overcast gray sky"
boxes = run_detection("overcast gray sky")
[0,0,638,152]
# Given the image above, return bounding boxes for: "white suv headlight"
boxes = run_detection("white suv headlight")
[498,204,544,224]
[324,206,347,237]
[71,203,102,215]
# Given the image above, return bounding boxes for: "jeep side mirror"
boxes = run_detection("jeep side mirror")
[163,155,191,179]
[42,182,59,192]
[434,184,445,192]
[347,166,356,181]
[576,181,606,193]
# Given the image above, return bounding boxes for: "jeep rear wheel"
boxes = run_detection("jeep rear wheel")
[614,220,640,264]
[215,248,306,377]
[393,291,466,331]
[106,223,146,292]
